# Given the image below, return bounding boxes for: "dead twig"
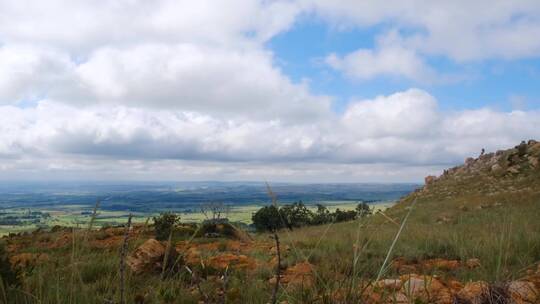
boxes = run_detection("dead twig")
[119,214,132,304]
[185,266,209,303]
[220,266,230,304]
[271,232,281,304]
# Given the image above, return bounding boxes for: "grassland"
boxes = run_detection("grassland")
[0,182,538,303]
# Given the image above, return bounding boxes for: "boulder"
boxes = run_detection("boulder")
[127,239,178,274]
[399,274,452,304]
[528,156,539,168]
[374,279,402,290]
[529,142,540,157]
[507,281,537,304]
[456,281,489,304]
[425,175,437,185]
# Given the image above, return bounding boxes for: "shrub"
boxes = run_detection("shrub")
[355,202,372,217]
[279,201,313,229]
[516,140,528,156]
[333,208,358,222]
[311,204,332,225]
[252,205,283,232]
[153,212,181,241]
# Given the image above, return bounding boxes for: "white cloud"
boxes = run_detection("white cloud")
[0,46,74,104]
[306,0,540,61]
[325,41,436,82]
[0,1,328,121]
[0,0,300,53]
[1,89,539,181]
[70,44,331,121]
[1,1,540,182]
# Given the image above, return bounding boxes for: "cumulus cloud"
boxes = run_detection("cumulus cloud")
[1,89,539,181]
[312,0,540,81]
[325,38,436,82]
[0,0,300,53]
[1,1,540,181]
[0,46,74,104]
[306,0,540,61]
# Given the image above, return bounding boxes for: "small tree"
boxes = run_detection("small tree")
[252,205,283,232]
[355,202,372,217]
[153,212,181,241]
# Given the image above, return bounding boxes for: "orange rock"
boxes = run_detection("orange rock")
[226,240,242,251]
[400,274,453,304]
[375,279,402,290]
[507,281,538,304]
[422,258,460,271]
[272,262,315,288]
[127,239,177,274]
[207,253,256,271]
[47,233,72,249]
[9,253,49,269]
[457,281,489,304]
[446,279,464,292]
[184,247,201,265]
[89,235,124,249]
[465,258,481,269]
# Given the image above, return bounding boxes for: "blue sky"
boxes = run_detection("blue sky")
[1,1,540,182]
[267,16,540,112]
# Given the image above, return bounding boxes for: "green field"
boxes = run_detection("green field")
[0,201,394,236]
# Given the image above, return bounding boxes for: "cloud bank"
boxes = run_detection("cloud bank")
[1,1,540,181]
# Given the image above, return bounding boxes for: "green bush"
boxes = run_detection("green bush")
[355,202,372,217]
[333,208,357,222]
[252,201,368,231]
[152,212,181,241]
[252,205,283,232]
[311,204,332,225]
[279,201,313,229]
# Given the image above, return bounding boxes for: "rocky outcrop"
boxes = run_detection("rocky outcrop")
[421,140,540,195]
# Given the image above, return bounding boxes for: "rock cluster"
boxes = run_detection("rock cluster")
[421,140,540,196]
[365,273,540,304]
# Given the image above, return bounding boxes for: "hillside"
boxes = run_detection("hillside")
[0,141,539,303]
[420,139,540,201]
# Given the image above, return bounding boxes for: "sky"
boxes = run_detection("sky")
[1,0,540,183]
